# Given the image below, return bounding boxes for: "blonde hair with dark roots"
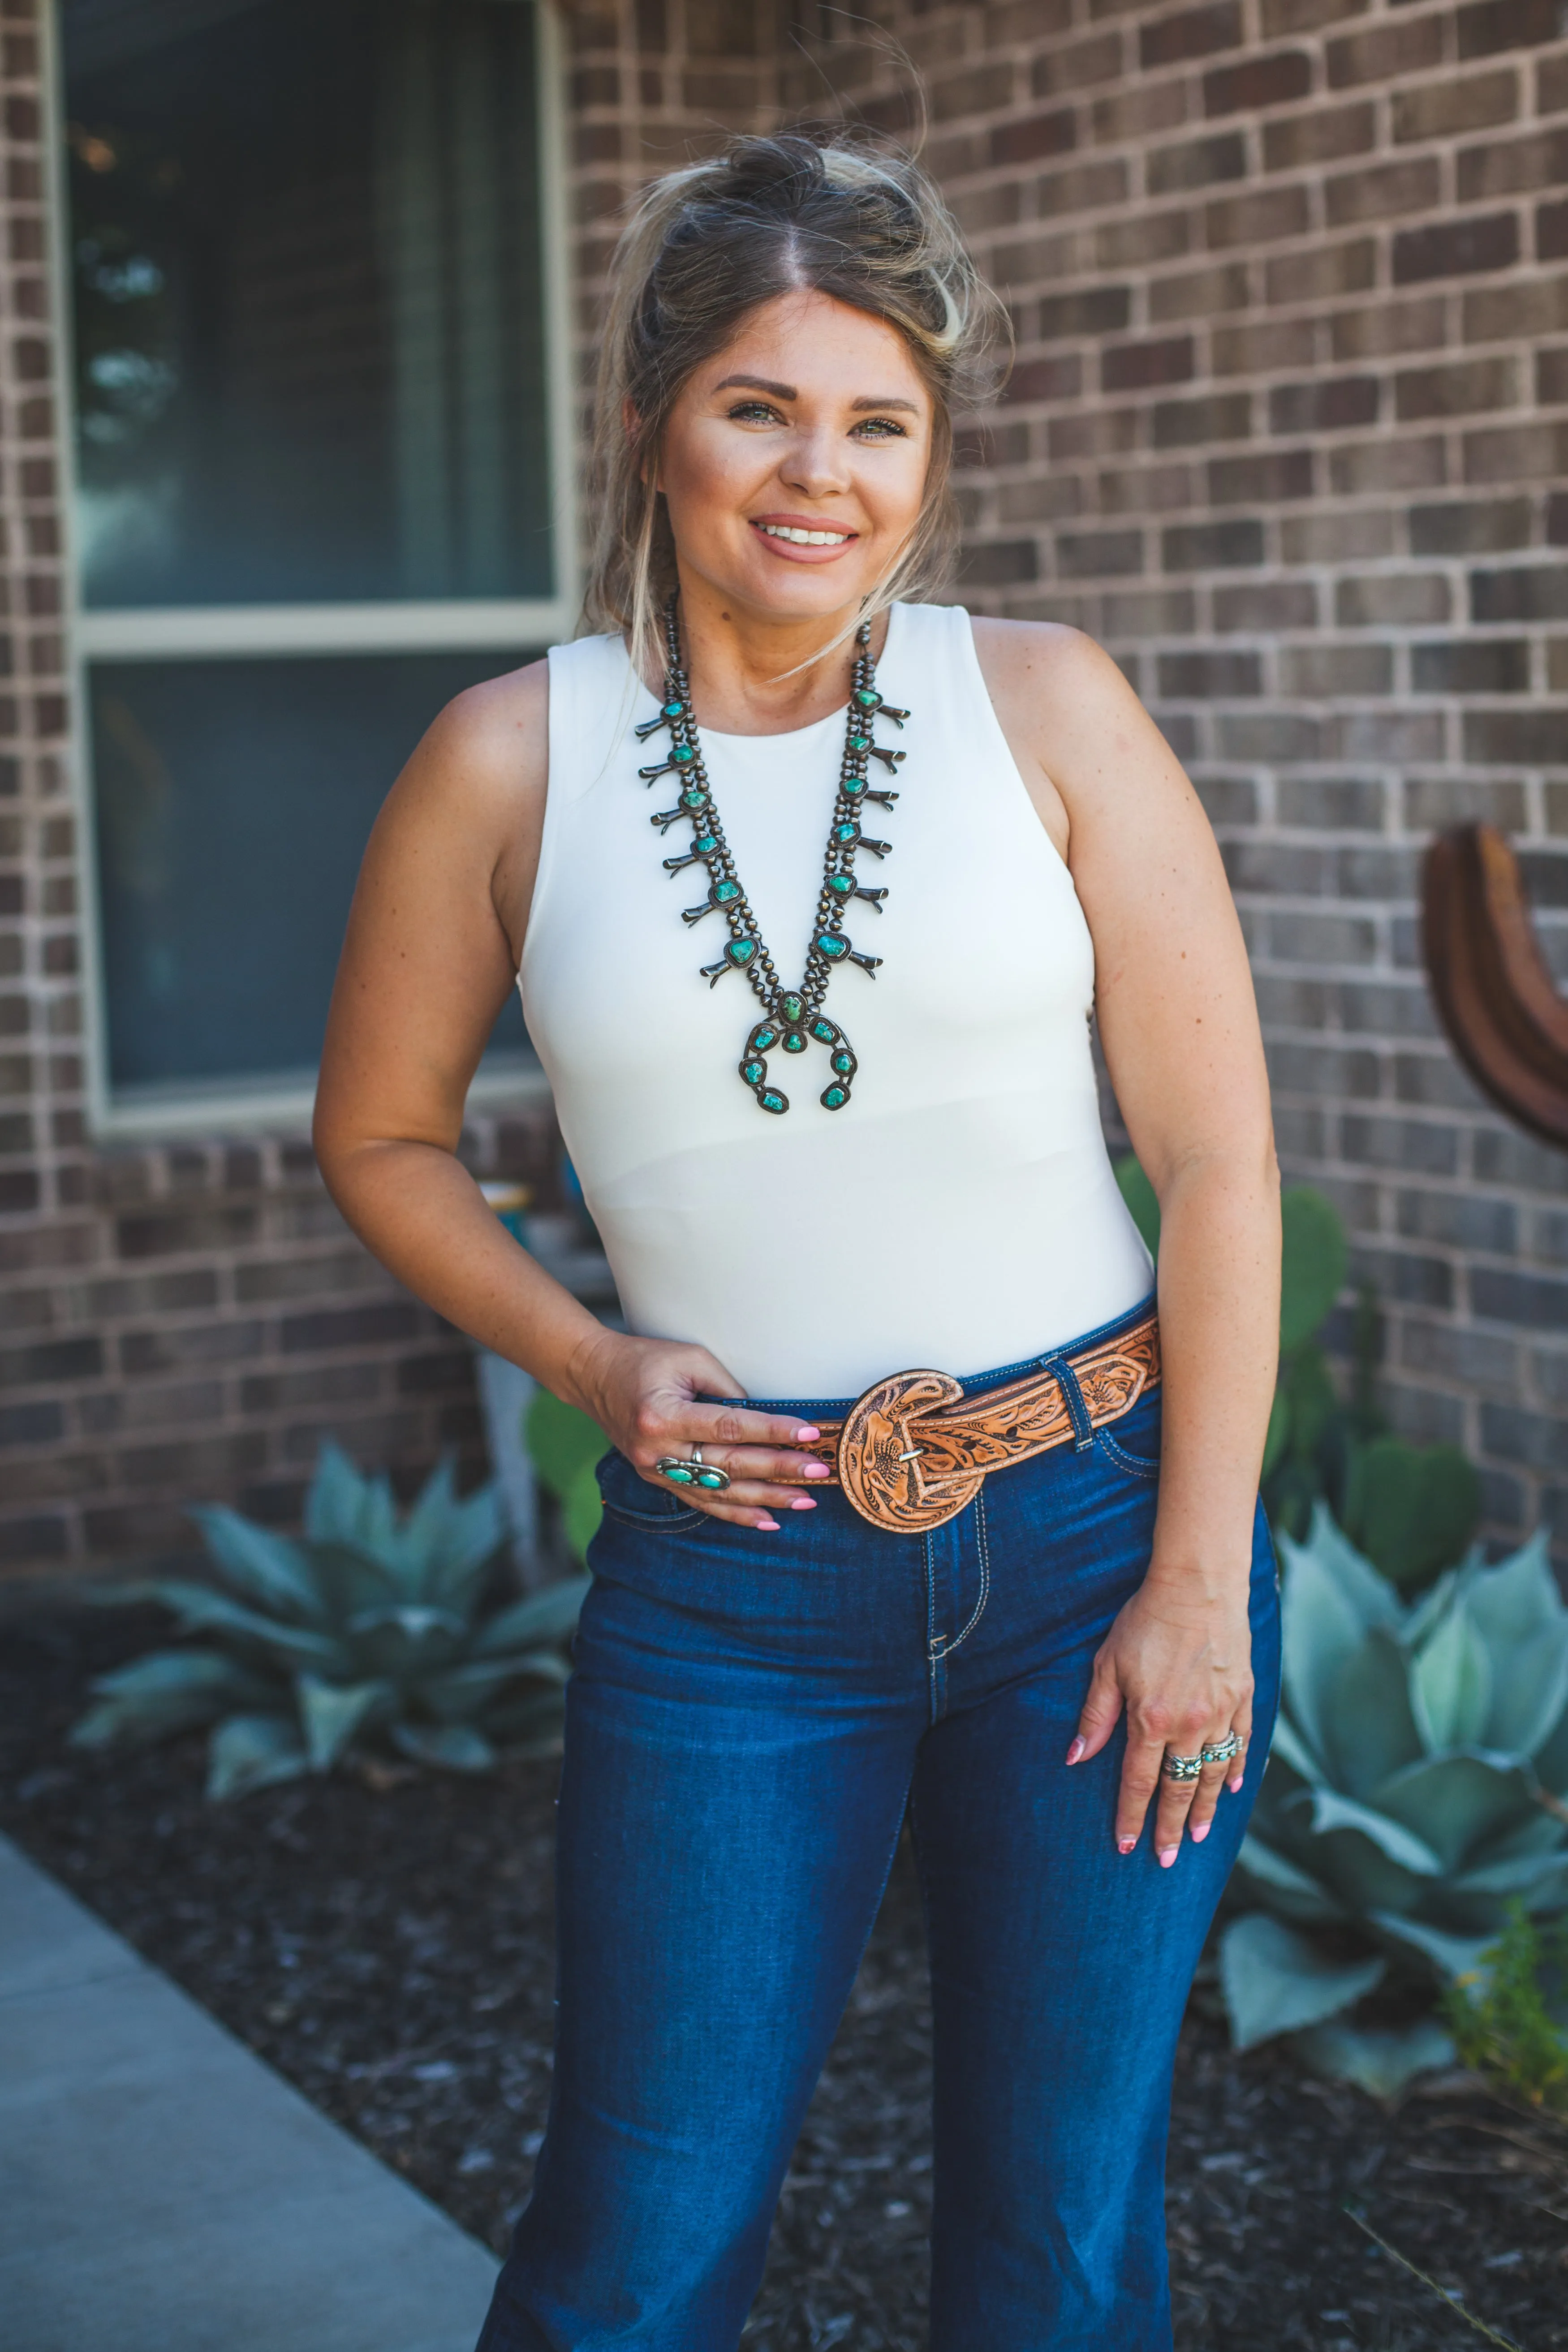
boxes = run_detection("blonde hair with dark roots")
[581,130,1012,674]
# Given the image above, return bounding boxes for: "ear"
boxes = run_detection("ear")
[623,395,661,492]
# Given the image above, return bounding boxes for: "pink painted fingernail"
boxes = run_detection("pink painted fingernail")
[757,1516,780,1532]
[1065,1737,1086,1766]
[802,1462,830,1478]
[789,1496,816,1510]
[1117,1837,1136,1856]
[1190,1822,1210,1844]
[1159,1847,1178,1869]
[794,1426,821,1442]
[1228,1775,1245,1793]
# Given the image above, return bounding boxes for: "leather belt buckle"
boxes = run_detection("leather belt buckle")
[836,1366,974,1535]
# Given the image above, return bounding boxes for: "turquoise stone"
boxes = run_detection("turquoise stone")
[848,733,870,754]
[714,879,741,904]
[672,744,695,764]
[833,822,858,845]
[696,1468,727,1489]
[741,1059,765,1085]
[750,1023,778,1051]
[694,833,718,855]
[780,991,804,1023]
[842,776,867,798]
[663,700,683,718]
[831,1050,854,1075]
[726,937,756,966]
[759,1089,788,1115]
[854,687,879,709]
[817,931,848,959]
[783,1031,807,1054]
[681,787,708,811]
[827,873,853,896]
[662,1463,697,1485]
[811,1018,836,1043]
[822,1084,848,1110]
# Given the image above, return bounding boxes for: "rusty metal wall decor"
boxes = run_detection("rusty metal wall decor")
[1421,823,1568,1154]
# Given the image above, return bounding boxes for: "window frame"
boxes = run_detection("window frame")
[46,0,573,1139]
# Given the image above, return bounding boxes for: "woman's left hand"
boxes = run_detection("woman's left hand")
[1066,1571,1254,1866]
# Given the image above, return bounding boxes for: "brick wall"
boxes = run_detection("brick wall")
[780,0,1568,1554]
[3,0,1566,1578]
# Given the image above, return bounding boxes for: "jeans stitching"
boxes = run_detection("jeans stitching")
[1096,1431,1161,1483]
[930,1491,991,1661]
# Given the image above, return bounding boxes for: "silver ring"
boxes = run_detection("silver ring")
[1201,1731,1243,1767]
[1162,1751,1204,1782]
[654,1447,730,1494]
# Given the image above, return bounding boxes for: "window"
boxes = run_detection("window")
[55,0,572,1130]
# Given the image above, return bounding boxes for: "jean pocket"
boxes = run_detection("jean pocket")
[1095,1395,1162,1483]
[594,1447,706,1532]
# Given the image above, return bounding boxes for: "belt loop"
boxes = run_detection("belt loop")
[1042,1353,1095,1452]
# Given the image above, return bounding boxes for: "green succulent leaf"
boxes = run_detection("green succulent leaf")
[1268,1710,1327,1786]
[473,1575,591,1656]
[1279,1509,1402,1767]
[1279,1187,1347,1354]
[1233,1833,1346,1923]
[476,1686,567,1746]
[343,1604,467,1680]
[139,1581,351,1675]
[1220,1913,1385,2052]
[1367,1910,1497,1982]
[1319,1625,1424,1801]
[187,1506,327,1624]
[1292,2018,1455,2099]
[1409,1599,1493,1754]
[1344,1439,1481,1594]
[294,1675,391,1772]
[1306,1786,1444,1878]
[389,1721,497,1773]
[304,1440,399,1556]
[562,1462,604,1564]
[417,1652,571,1723]
[206,1712,309,1802]
[1112,1153,1160,1257]
[527,1390,608,1504]
[1372,1754,1542,1876]
[70,1649,277,1749]
[1448,1844,1568,1900]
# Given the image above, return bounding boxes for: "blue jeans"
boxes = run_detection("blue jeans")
[477,1297,1280,2351]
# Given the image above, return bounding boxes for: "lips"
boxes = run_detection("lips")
[750,515,859,553]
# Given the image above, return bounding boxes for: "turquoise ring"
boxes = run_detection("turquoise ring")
[655,1446,730,1493]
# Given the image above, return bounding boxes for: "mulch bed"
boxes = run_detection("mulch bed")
[3,1601,1566,2352]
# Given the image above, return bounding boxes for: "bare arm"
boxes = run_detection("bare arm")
[977,620,1280,1861]
[312,663,829,1530]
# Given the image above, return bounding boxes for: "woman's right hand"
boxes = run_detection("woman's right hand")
[568,1328,833,1531]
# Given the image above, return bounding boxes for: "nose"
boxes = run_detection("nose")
[780,424,852,501]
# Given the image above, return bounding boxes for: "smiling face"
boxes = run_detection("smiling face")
[653,288,935,628]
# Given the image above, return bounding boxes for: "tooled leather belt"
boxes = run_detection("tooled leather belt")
[801,1314,1161,1534]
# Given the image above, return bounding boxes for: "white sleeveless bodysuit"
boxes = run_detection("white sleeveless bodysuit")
[521,601,1153,1399]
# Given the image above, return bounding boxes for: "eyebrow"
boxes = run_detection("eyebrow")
[712,373,922,415]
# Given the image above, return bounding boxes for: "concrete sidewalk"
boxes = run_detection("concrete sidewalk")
[0,1834,499,2352]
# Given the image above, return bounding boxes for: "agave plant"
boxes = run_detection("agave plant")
[72,1443,590,1800]
[1221,1506,1568,2091]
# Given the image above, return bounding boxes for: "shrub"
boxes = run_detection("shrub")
[73,1443,590,1799]
[1445,1902,1568,2112]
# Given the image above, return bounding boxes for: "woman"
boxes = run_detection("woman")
[314,134,1282,2352]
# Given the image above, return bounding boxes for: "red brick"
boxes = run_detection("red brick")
[1265,237,1376,305]
[1101,334,1195,391]
[1148,130,1247,193]
[1393,212,1520,284]
[1037,159,1128,215]
[1543,198,1568,260]
[1204,51,1313,116]
[1331,294,1448,360]
[1542,52,1568,116]
[1152,391,1252,446]
[1209,448,1315,503]
[1392,68,1519,143]
[1458,128,1568,203]
[1395,355,1520,421]
[1033,33,1124,95]
[1139,3,1244,69]
[989,107,1077,166]
[1271,375,1380,432]
[1327,16,1445,89]
[1464,275,1568,341]
[1096,210,1191,267]
[1004,354,1085,403]
[1329,435,1448,494]
[936,63,1021,124]
[1326,157,1441,228]
[1261,0,1369,28]
[1213,318,1317,374]
[1147,260,1249,320]
[1457,0,1561,59]
[1091,79,1189,145]
[1263,100,1375,170]
[1206,183,1311,246]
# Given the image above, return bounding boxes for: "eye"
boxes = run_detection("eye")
[727,400,782,425]
[852,416,908,440]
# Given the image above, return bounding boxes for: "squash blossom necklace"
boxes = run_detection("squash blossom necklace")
[638,592,908,1115]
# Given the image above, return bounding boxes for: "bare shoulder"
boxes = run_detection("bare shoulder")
[406,654,550,817]
[969,616,1135,726]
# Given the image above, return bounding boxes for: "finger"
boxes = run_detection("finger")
[692,1400,828,1452]
[1185,1748,1235,1844]
[1228,1696,1254,1792]
[1068,1656,1124,1766]
[1114,1730,1166,1854]
[655,1443,833,1488]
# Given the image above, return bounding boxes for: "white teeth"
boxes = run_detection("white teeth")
[757,523,851,546]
